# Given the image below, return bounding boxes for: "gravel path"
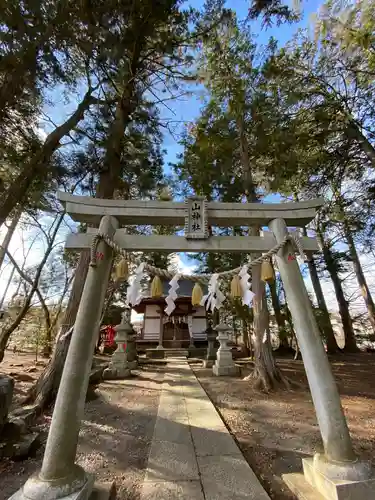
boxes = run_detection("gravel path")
[1,365,164,500]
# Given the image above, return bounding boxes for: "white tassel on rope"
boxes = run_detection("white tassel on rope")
[201,273,225,312]
[239,265,255,307]
[126,262,145,306]
[165,274,180,316]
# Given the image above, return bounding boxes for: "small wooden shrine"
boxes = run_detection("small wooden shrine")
[133,279,208,348]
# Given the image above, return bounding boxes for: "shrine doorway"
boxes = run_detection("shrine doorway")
[163,319,190,348]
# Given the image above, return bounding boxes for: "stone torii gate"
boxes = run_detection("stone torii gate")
[11,194,374,500]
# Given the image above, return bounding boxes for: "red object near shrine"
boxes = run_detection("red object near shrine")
[104,325,116,347]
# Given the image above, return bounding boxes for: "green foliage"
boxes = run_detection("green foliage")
[248,0,300,26]
[0,0,202,221]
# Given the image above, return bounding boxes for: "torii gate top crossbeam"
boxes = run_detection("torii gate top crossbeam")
[57,192,323,228]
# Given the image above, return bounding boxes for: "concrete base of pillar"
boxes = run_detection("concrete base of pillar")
[103,367,131,379]
[90,481,116,500]
[127,360,138,370]
[212,364,240,376]
[202,359,214,368]
[156,345,164,350]
[283,455,375,500]
[9,468,94,500]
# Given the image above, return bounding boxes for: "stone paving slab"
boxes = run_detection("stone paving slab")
[144,440,199,482]
[188,410,227,430]
[190,425,242,457]
[141,359,270,500]
[140,481,205,500]
[153,417,192,446]
[198,455,271,500]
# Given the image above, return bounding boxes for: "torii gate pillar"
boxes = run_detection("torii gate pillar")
[270,218,374,500]
[11,215,119,500]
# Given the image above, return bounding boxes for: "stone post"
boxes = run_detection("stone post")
[15,215,119,500]
[212,323,239,376]
[103,309,132,378]
[156,309,164,350]
[270,218,373,499]
[203,325,217,368]
[187,315,194,348]
[126,328,138,371]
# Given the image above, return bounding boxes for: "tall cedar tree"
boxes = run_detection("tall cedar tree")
[26,0,224,409]
[176,15,292,390]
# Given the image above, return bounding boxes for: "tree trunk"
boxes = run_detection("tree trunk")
[237,114,286,389]
[25,47,142,410]
[25,251,90,408]
[0,208,21,265]
[268,273,289,349]
[0,89,95,227]
[344,224,375,334]
[0,265,15,309]
[304,227,339,354]
[345,120,375,168]
[317,231,358,352]
[249,263,289,390]
[306,254,339,353]
[42,273,75,358]
[241,321,251,357]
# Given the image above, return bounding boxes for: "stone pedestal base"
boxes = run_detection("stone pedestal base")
[283,454,375,500]
[9,468,94,500]
[9,477,116,500]
[126,335,138,371]
[212,364,240,376]
[156,345,164,350]
[212,324,239,377]
[103,367,131,379]
[202,359,214,368]
[127,360,138,370]
[90,481,116,500]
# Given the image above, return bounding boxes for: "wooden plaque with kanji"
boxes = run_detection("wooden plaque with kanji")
[184,196,208,240]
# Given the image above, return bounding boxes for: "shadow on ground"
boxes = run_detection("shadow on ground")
[192,353,375,500]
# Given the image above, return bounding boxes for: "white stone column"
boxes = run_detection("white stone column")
[18,215,119,500]
[188,314,194,348]
[212,323,239,376]
[270,218,373,499]
[156,308,164,350]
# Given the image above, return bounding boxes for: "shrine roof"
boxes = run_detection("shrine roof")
[159,278,207,297]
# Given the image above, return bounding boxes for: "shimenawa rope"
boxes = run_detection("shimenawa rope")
[89,232,305,281]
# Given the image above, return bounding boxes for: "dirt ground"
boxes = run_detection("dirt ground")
[1,351,375,500]
[192,353,375,500]
[0,351,164,500]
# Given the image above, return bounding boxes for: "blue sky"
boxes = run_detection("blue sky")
[37,0,324,274]
[4,0,375,316]
[161,0,323,174]
[163,0,323,268]
[41,0,323,170]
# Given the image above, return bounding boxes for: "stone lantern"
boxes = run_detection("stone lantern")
[212,323,240,376]
[103,309,133,379]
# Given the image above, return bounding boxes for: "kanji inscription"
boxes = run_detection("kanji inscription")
[185,196,208,240]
